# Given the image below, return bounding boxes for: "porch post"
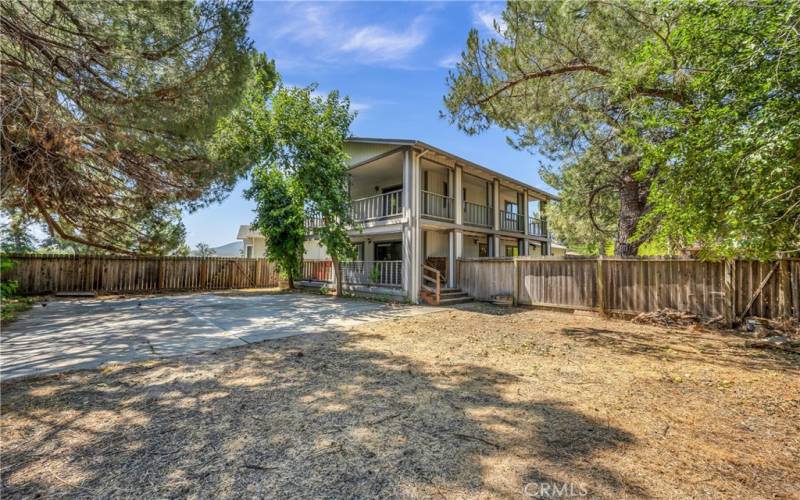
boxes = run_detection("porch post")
[402,149,415,301]
[454,166,463,225]
[492,178,500,231]
[448,231,456,288]
[493,235,500,257]
[454,229,463,284]
[411,151,422,301]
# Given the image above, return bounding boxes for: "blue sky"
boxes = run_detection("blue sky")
[184,1,554,247]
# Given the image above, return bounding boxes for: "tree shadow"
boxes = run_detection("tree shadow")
[560,326,800,373]
[1,331,646,498]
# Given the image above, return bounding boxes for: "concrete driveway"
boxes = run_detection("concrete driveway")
[1,292,434,381]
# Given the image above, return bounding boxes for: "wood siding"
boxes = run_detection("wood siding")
[4,255,279,295]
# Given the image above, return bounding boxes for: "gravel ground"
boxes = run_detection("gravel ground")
[2,302,798,498]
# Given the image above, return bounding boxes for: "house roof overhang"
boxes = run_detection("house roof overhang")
[346,137,559,202]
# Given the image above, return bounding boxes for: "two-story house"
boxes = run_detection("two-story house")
[237,137,557,303]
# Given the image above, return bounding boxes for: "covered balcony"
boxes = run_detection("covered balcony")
[349,149,404,223]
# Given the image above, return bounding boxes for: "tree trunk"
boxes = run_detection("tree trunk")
[331,255,343,297]
[287,274,294,289]
[615,173,649,257]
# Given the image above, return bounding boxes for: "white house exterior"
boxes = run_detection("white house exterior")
[237,137,557,303]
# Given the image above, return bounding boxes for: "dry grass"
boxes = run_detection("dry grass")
[2,302,798,498]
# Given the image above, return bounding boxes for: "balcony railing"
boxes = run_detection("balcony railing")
[528,217,547,237]
[463,201,491,227]
[500,210,524,232]
[351,190,403,222]
[305,211,324,230]
[340,260,402,287]
[421,190,454,220]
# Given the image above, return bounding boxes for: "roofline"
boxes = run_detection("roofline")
[346,137,559,201]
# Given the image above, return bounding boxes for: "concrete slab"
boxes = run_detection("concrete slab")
[0,292,436,381]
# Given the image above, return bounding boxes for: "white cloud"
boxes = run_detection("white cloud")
[472,3,507,34]
[438,53,461,69]
[341,16,428,62]
[262,3,431,66]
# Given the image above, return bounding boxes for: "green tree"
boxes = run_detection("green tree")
[269,86,355,297]
[245,167,305,288]
[1,0,258,253]
[635,2,800,258]
[445,0,798,258]
[216,54,355,296]
[0,212,37,253]
[444,1,683,255]
[195,243,216,258]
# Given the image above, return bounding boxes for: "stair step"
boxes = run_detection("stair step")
[438,296,474,306]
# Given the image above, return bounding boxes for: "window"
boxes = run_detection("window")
[505,245,519,257]
[478,244,488,257]
[245,245,253,258]
[504,201,518,218]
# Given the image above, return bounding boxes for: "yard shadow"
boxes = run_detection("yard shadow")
[0,331,646,498]
[560,326,800,373]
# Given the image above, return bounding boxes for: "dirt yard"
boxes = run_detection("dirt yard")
[2,302,798,498]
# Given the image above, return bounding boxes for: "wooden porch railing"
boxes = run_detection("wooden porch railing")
[500,210,524,232]
[528,217,547,237]
[463,201,491,227]
[421,190,454,220]
[351,190,403,222]
[340,260,403,287]
[421,264,441,305]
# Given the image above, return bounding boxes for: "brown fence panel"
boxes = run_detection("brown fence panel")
[3,254,278,295]
[459,256,800,321]
[458,258,515,301]
[518,257,597,309]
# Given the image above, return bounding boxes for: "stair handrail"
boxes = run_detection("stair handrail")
[421,264,441,305]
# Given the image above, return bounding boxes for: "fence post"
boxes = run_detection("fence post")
[200,259,208,289]
[778,259,790,318]
[595,256,605,315]
[723,259,734,328]
[157,257,165,290]
[512,257,519,306]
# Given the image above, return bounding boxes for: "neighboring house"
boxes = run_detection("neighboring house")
[237,137,557,302]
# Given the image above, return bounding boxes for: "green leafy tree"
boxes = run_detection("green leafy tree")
[444,1,684,255]
[1,0,257,253]
[269,86,355,297]
[216,55,355,296]
[0,212,37,253]
[245,167,305,288]
[446,0,798,258]
[195,243,216,258]
[634,2,800,258]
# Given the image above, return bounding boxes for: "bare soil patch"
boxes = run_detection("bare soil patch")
[2,303,798,498]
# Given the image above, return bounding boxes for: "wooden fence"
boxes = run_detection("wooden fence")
[3,254,279,295]
[458,257,800,324]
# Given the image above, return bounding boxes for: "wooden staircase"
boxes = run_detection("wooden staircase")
[420,264,473,306]
[437,287,473,306]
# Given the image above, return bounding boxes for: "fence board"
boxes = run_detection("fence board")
[458,256,800,321]
[3,254,278,295]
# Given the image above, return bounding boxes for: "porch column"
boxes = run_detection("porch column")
[492,178,500,231]
[448,231,456,288]
[454,165,463,225]
[454,229,463,272]
[411,151,423,301]
[522,192,529,236]
[541,199,550,256]
[493,234,500,257]
[402,150,415,300]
